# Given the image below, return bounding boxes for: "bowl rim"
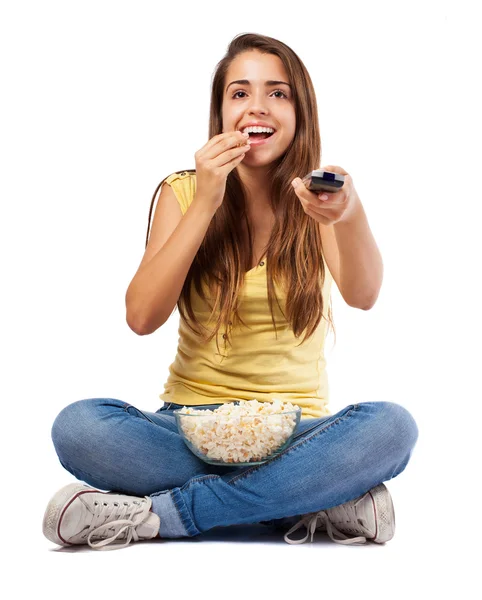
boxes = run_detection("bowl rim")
[172,406,301,417]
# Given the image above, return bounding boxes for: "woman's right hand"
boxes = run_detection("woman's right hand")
[194,131,252,211]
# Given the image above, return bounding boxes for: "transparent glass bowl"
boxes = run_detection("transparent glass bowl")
[173,405,302,466]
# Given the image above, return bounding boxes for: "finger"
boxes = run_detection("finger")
[300,201,332,225]
[292,179,321,207]
[298,193,329,217]
[292,179,336,209]
[292,178,338,205]
[318,191,339,203]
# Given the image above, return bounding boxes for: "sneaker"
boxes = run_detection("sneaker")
[42,482,161,551]
[283,483,395,545]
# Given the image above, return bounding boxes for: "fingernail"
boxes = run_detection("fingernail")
[320,194,328,200]
[291,179,299,188]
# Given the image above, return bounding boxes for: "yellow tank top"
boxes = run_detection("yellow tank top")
[158,170,334,420]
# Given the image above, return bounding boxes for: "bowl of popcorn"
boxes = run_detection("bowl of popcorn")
[173,399,302,466]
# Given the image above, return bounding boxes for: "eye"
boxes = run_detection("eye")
[232,89,288,99]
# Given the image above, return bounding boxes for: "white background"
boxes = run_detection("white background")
[2,0,479,597]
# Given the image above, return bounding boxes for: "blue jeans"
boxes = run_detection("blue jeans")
[50,399,419,538]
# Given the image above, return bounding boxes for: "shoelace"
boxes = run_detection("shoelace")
[284,494,369,545]
[84,496,152,551]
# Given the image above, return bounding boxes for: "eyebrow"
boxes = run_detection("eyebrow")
[225,79,292,93]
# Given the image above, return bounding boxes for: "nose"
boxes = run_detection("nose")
[244,89,271,114]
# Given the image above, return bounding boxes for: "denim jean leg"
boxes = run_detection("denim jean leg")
[51,398,237,539]
[153,401,419,537]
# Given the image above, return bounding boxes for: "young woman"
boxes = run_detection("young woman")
[42,33,419,551]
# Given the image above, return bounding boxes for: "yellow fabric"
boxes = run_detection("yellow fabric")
[158,170,334,420]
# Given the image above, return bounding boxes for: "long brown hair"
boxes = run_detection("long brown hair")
[146,33,336,357]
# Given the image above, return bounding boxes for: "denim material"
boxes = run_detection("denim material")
[51,399,419,538]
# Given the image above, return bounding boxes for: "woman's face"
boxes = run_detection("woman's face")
[221,50,296,167]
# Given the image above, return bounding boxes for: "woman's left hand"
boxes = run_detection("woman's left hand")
[292,165,360,226]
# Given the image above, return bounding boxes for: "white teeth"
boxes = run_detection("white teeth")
[242,126,275,134]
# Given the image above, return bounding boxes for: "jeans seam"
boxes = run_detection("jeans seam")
[225,404,360,485]
[292,417,331,440]
[164,475,220,536]
[169,488,202,537]
[122,403,157,425]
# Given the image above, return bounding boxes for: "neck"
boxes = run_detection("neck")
[238,166,273,220]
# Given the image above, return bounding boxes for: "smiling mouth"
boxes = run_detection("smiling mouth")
[247,131,275,140]
[246,131,277,148]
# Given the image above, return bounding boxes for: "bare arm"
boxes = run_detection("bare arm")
[125,195,217,335]
[333,195,384,310]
